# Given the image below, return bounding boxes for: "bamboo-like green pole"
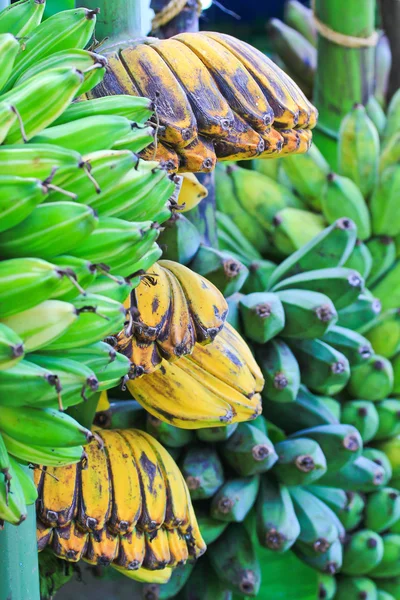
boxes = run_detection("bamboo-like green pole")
[76,0,141,44]
[0,484,40,600]
[313,0,376,167]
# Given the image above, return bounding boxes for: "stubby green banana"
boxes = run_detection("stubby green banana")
[365,488,400,533]
[239,292,285,343]
[341,400,379,443]
[347,355,394,401]
[219,421,277,476]
[321,325,373,365]
[322,173,371,240]
[342,530,384,576]
[210,476,260,523]
[272,437,327,486]
[256,339,300,403]
[276,289,338,339]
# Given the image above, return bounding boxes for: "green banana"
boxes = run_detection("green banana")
[281,143,328,211]
[319,396,341,421]
[277,289,337,339]
[367,236,396,287]
[196,423,238,443]
[318,573,337,600]
[239,292,285,343]
[341,400,379,443]
[363,310,400,358]
[272,437,327,486]
[377,591,397,600]
[180,446,224,500]
[365,488,400,533]
[144,563,194,600]
[338,291,382,332]
[347,355,394,401]
[157,214,201,265]
[50,255,97,301]
[289,424,362,471]
[309,486,365,531]
[0,405,93,448]
[181,558,231,600]
[334,577,377,600]
[371,167,400,237]
[256,476,300,552]
[321,173,371,240]
[384,89,400,144]
[321,325,373,365]
[344,239,373,280]
[316,456,385,492]
[0,454,27,525]
[366,95,387,136]
[263,385,339,433]
[208,523,261,597]
[363,447,392,486]
[369,534,400,578]
[0,323,24,371]
[374,400,400,440]
[146,414,194,448]
[379,133,400,174]
[270,207,326,256]
[241,257,277,294]
[342,530,384,576]
[0,33,20,92]
[219,421,277,476]
[190,246,249,297]
[86,275,133,304]
[0,0,45,38]
[110,124,155,154]
[256,339,300,403]
[210,476,260,522]
[10,458,37,506]
[216,211,262,262]
[0,201,98,259]
[0,358,65,409]
[272,267,364,310]
[53,95,153,126]
[374,34,392,109]
[372,261,400,311]
[373,437,400,478]
[225,293,243,332]
[0,144,84,180]
[293,538,343,575]
[288,339,350,395]
[393,354,400,396]
[195,505,228,545]
[268,19,316,87]
[267,218,357,289]
[284,0,316,45]
[2,431,84,467]
[338,104,380,199]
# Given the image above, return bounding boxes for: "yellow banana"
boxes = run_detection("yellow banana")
[214,112,264,161]
[86,50,142,99]
[167,528,189,566]
[96,428,142,535]
[78,441,111,532]
[177,135,217,173]
[159,260,228,343]
[37,519,53,551]
[119,44,197,147]
[222,323,265,390]
[180,485,207,559]
[114,528,146,570]
[144,528,171,569]
[258,127,284,158]
[139,142,180,173]
[112,564,172,583]
[176,173,208,213]
[85,528,120,566]
[129,336,162,378]
[173,33,274,131]
[39,464,78,528]
[119,429,167,531]
[52,522,88,562]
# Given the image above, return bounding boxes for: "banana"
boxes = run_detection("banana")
[188,246,249,298]
[53,94,153,126]
[0,431,10,497]
[0,456,27,525]
[363,309,400,358]
[263,385,339,433]
[176,173,207,214]
[341,400,379,443]
[338,291,382,332]
[322,173,371,240]
[347,355,394,401]
[393,354,400,396]
[293,538,343,575]
[216,211,262,262]
[114,528,146,570]
[210,476,259,523]
[0,33,19,92]
[51,522,89,562]
[367,236,396,287]
[238,293,284,343]
[384,89,400,144]
[180,445,224,501]
[371,167,400,237]
[379,132,400,174]
[86,275,133,304]
[110,124,155,155]
[50,256,98,301]
[270,207,326,256]
[363,447,392,485]
[0,323,24,370]
[179,559,229,600]
[39,464,78,527]
[157,214,201,265]
[344,239,373,280]
[268,218,357,288]
[366,95,387,136]
[0,0,45,38]
[277,289,338,339]
[284,0,317,45]
[374,400,400,440]
[3,433,84,467]
[321,326,373,365]
[87,48,142,99]
[272,437,327,486]
[0,144,85,180]
[334,577,377,599]
[317,455,385,491]
[6,8,98,90]
[208,523,261,597]
[119,44,197,147]
[196,422,238,443]
[195,506,228,545]
[220,422,277,476]
[139,141,180,173]
[0,201,98,260]
[256,339,300,403]
[377,591,396,600]
[369,534,400,578]
[318,573,337,600]
[142,527,171,570]
[338,104,380,198]
[365,488,400,533]
[85,528,120,566]
[281,144,329,211]
[176,135,217,172]
[309,486,365,531]
[118,334,162,379]
[372,261,400,312]
[10,459,37,506]
[374,34,392,108]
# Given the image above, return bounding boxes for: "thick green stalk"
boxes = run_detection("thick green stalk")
[76,0,141,44]
[313,0,376,167]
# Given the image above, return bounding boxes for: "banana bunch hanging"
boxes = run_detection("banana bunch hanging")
[87,32,318,172]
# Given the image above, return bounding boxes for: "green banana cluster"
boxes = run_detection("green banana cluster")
[0,0,182,528]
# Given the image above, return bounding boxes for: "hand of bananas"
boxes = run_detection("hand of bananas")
[87,31,318,172]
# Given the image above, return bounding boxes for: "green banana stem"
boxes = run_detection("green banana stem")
[75,0,141,44]
[313,0,377,168]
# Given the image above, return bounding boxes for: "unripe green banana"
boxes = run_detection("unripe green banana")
[190,246,249,297]
[0,323,24,371]
[272,437,327,486]
[369,534,400,578]
[309,486,365,531]
[321,173,371,240]
[146,414,194,448]
[270,207,325,256]
[318,573,337,600]
[344,239,373,280]
[373,436,400,478]
[268,218,357,288]
[50,255,97,301]
[319,396,341,420]
[341,400,379,442]
[348,355,394,401]
[144,563,194,600]
[374,400,400,440]
[180,446,224,500]
[377,578,400,600]
[54,95,153,127]
[216,210,262,262]
[10,458,37,506]
[210,476,259,523]
[268,18,316,87]
[338,291,382,332]
[367,237,397,287]
[334,577,377,600]
[0,144,84,180]
[0,0,45,39]
[263,385,339,433]
[317,455,385,491]
[256,476,300,552]
[284,0,317,44]
[241,257,277,294]
[281,143,328,211]
[366,96,387,136]
[277,289,338,339]
[363,447,393,485]
[195,505,228,545]
[293,538,343,575]
[365,488,400,533]
[225,293,243,332]
[157,214,200,265]
[0,358,63,408]
[0,33,20,92]
[86,274,133,304]
[289,424,362,471]
[196,423,238,443]
[372,261,400,312]
[379,133,400,174]
[256,339,300,403]
[110,124,155,154]
[2,431,84,467]
[272,267,364,310]
[219,421,277,476]
[321,325,373,365]
[239,292,285,343]
[288,339,350,395]
[384,89,400,144]
[0,453,27,525]
[342,530,384,576]
[377,591,396,600]
[371,167,400,237]
[363,310,400,358]
[338,104,380,199]
[208,523,261,597]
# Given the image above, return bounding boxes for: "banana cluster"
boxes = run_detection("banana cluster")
[88,32,318,172]
[35,428,206,584]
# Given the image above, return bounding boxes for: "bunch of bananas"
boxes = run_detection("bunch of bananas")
[87,31,318,172]
[35,428,205,584]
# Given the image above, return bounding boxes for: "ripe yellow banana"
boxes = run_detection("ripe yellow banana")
[214,112,264,161]
[139,141,180,173]
[84,528,120,566]
[86,50,142,99]
[39,464,78,528]
[52,522,88,562]
[37,519,53,551]
[258,127,284,158]
[167,528,189,566]
[176,173,208,213]
[144,527,171,569]
[78,440,111,532]
[112,564,172,584]
[176,135,217,173]
[114,528,146,570]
